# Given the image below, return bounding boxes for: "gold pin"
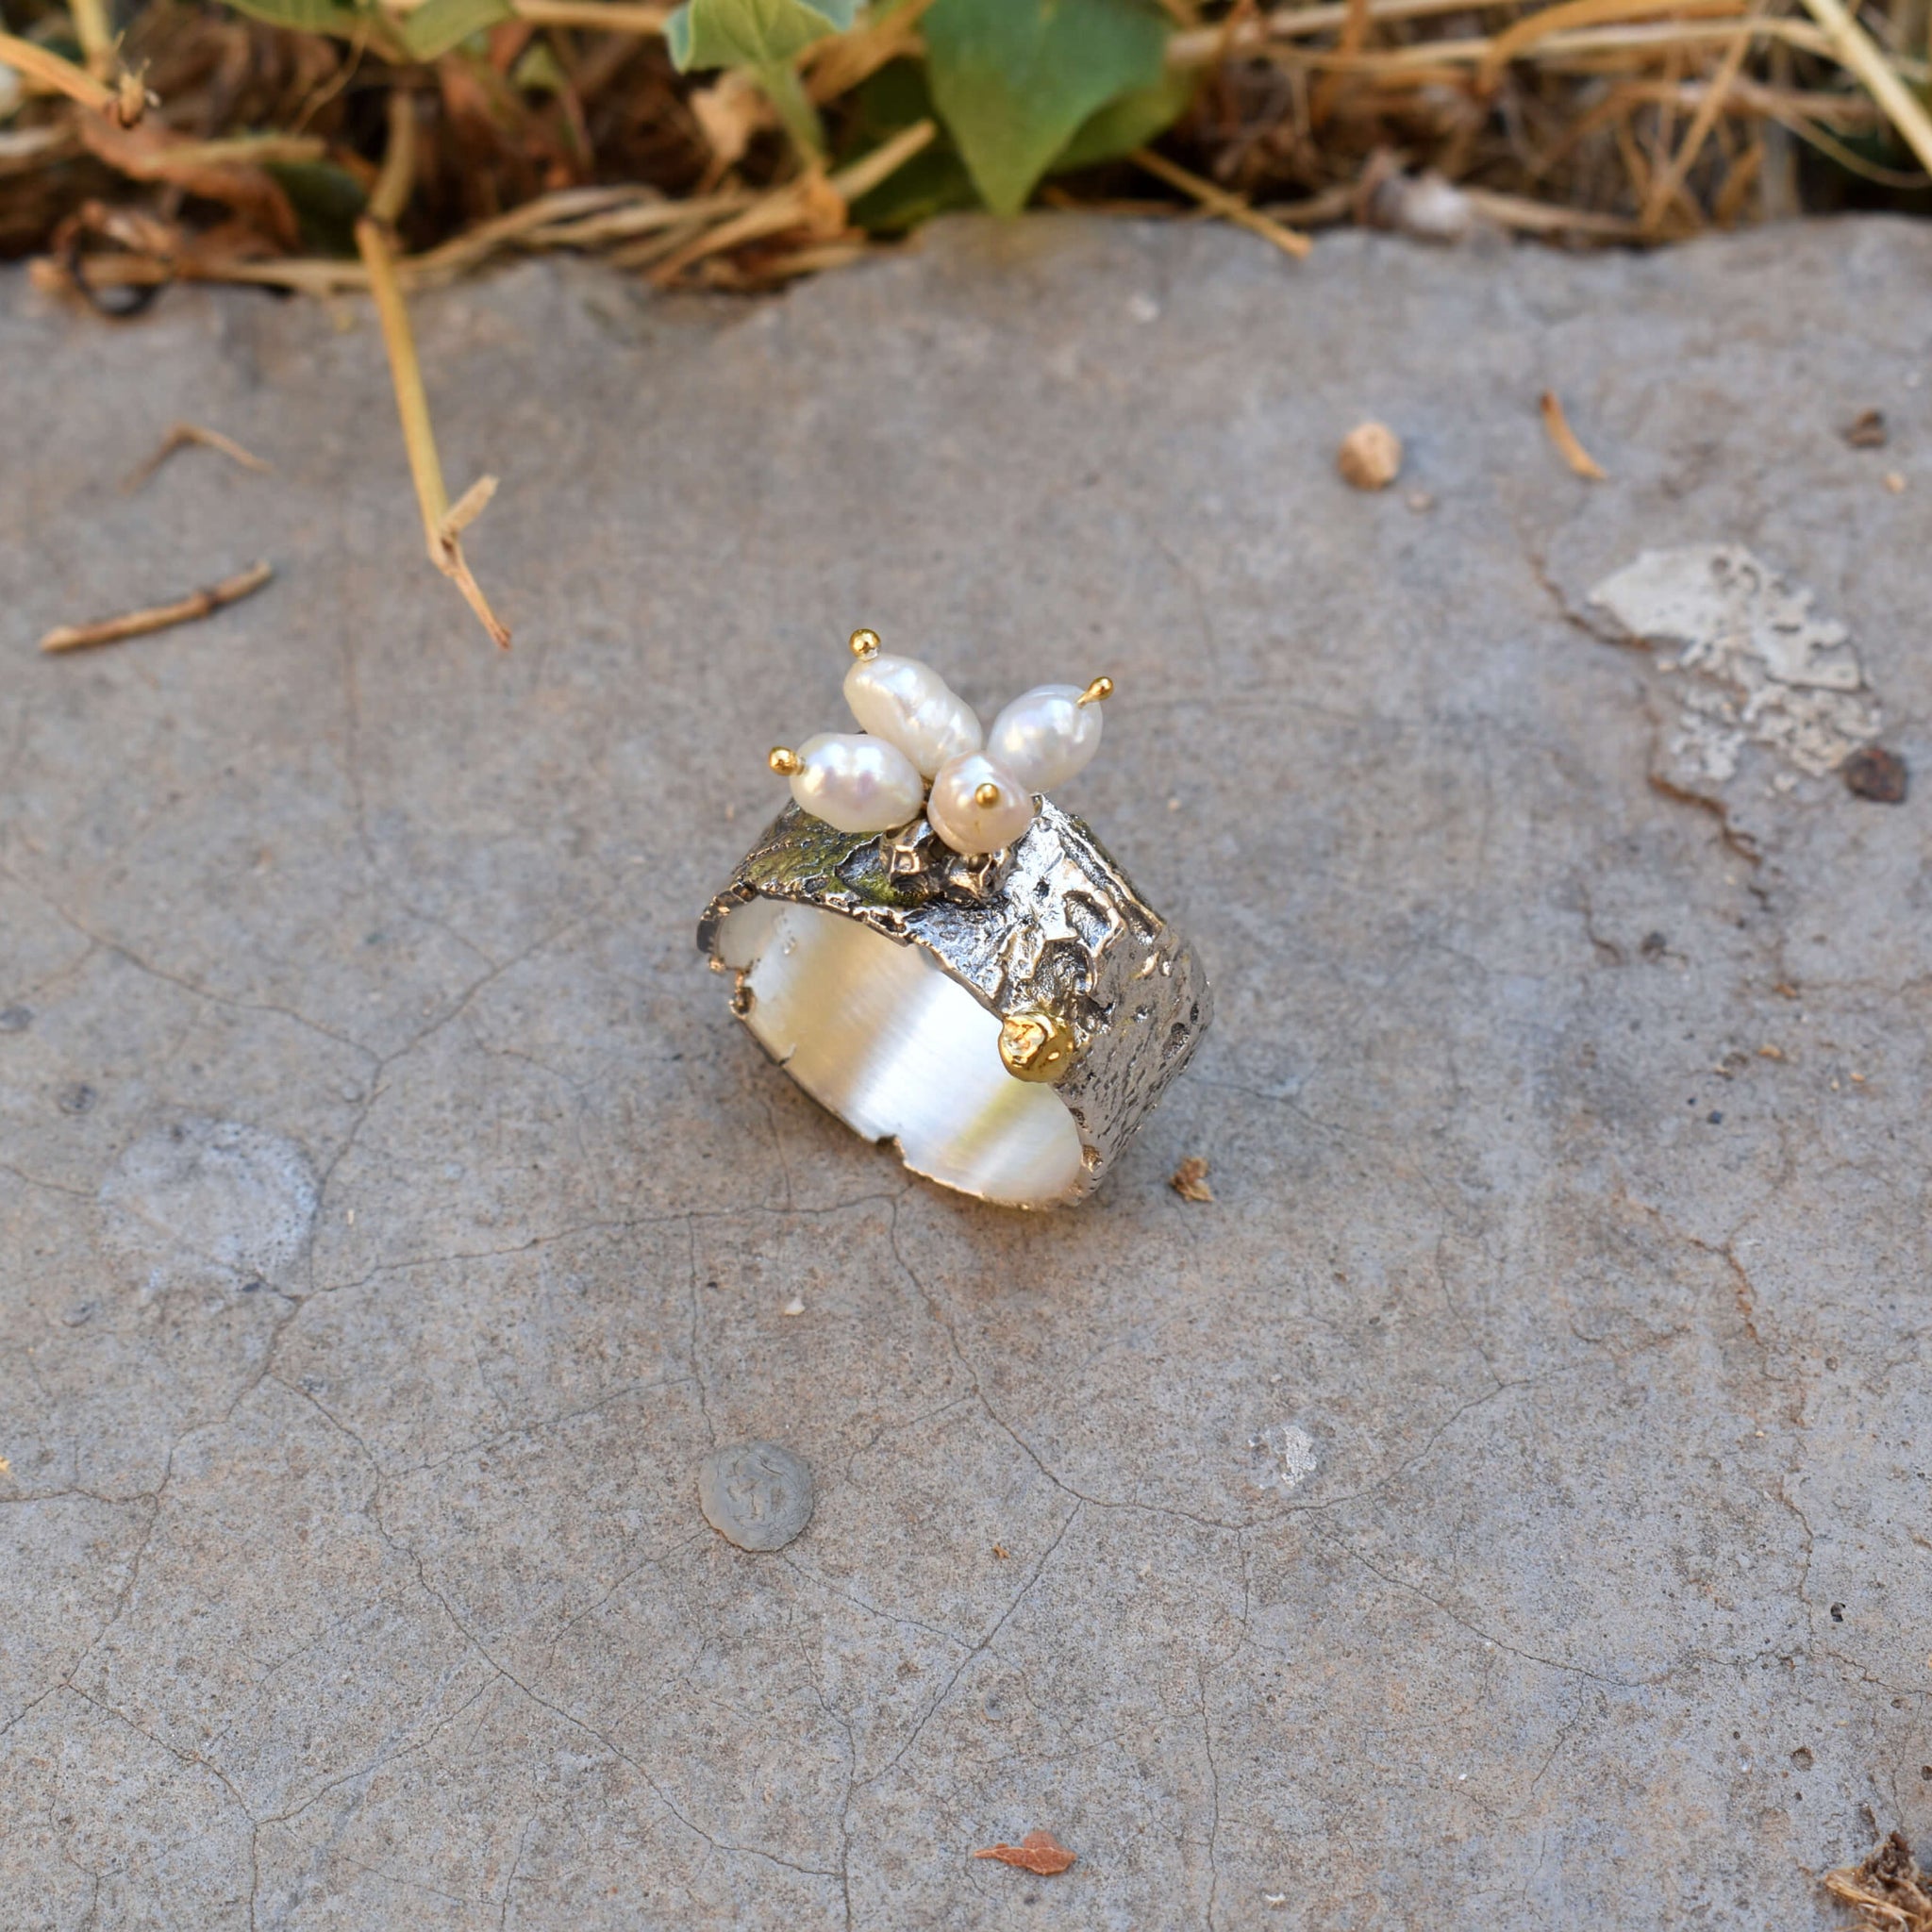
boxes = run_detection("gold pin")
[849,627,881,659]
[974,781,1001,808]
[1077,675,1114,707]
[769,747,803,776]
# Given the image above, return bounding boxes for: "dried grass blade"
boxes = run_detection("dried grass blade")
[0,28,144,123]
[40,560,274,653]
[650,119,934,285]
[1796,0,1932,175]
[1131,146,1312,258]
[1540,391,1607,478]
[1641,8,1757,227]
[509,0,670,28]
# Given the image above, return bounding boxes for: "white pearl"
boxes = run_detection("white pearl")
[790,733,924,835]
[842,654,982,779]
[985,684,1102,794]
[925,753,1036,857]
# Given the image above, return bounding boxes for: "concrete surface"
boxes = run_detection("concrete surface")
[2,213,1929,1930]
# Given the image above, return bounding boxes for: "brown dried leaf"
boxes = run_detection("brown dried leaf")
[1844,408,1889,448]
[973,1830,1076,1875]
[1172,1157,1214,1203]
[1823,1830,1932,1932]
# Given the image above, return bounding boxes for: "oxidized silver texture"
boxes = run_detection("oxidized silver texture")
[697,800,1212,1206]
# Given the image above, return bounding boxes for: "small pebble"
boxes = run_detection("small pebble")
[1884,471,1907,494]
[0,1006,31,1034]
[1842,745,1908,804]
[1337,421,1402,491]
[780,1296,805,1316]
[1843,408,1888,449]
[698,1441,814,1552]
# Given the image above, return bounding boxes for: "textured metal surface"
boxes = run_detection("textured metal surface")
[698,800,1213,1205]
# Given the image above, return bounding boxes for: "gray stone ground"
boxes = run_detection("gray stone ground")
[2,213,1928,1931]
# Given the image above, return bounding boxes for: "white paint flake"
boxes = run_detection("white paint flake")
[1247,1423,1319,1492]
[1588,544,1881,784]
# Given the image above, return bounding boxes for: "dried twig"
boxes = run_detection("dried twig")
[1130,146,1312,258]
[356,215,510,649]
[123,422,273,492]
[39,560,274,653]
[1540,390,1608,479]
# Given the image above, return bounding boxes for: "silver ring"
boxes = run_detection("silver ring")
[697,799,1212,1208]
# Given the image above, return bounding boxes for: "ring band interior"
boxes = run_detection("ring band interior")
[717,899,1086,1208]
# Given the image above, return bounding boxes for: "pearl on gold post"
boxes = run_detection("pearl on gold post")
[926,752,1035,857]
[985,681,1106,795]
[783,732,924,835]
[842,652,982,779]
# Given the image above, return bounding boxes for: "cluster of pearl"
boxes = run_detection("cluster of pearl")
[769,629,1112,858]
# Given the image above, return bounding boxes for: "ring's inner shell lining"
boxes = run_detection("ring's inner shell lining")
[717,898,1086,1208]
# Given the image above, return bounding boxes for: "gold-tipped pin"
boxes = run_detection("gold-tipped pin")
[769,746,803,776]
[974,781,1002,808]
[849,627,881,659]
[1077,675,1114,707]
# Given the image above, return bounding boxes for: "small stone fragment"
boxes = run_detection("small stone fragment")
[698,1441,814,1552]
[973,1830,1075,1875]
[0,1005,30,1032]
[780,1296,806,1316]
[1844,408,1888,449]
[1369,169,1474,244]
[1884,471,1907,494]
[1172,1157,1214,1203]
[1337,422,1402,491]
[1842,745,1908,804]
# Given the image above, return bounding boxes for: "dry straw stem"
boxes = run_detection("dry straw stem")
[1540,391,1608,478]
[123,422,272,492]
[39,559,274,653]
[1641,0,1759,226]
[0,29,146,125]
[1130,146,1312,258]
[356,214,510,648]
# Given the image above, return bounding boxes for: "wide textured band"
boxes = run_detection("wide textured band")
[697,800,1212,1208]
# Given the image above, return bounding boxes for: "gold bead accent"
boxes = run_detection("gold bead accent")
[768,746,803,776]
[1077,675,1114,707]
[974,781,1001,808]
[999,1009,1076,1084]
[849,627,881,659]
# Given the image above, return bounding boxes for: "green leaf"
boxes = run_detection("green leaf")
[665,0,857,73]
[396,0,514,58]
[220,0,371,36]
[1050,68,1193,175]
[264,159,368,255]
[922,0,1169,216]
